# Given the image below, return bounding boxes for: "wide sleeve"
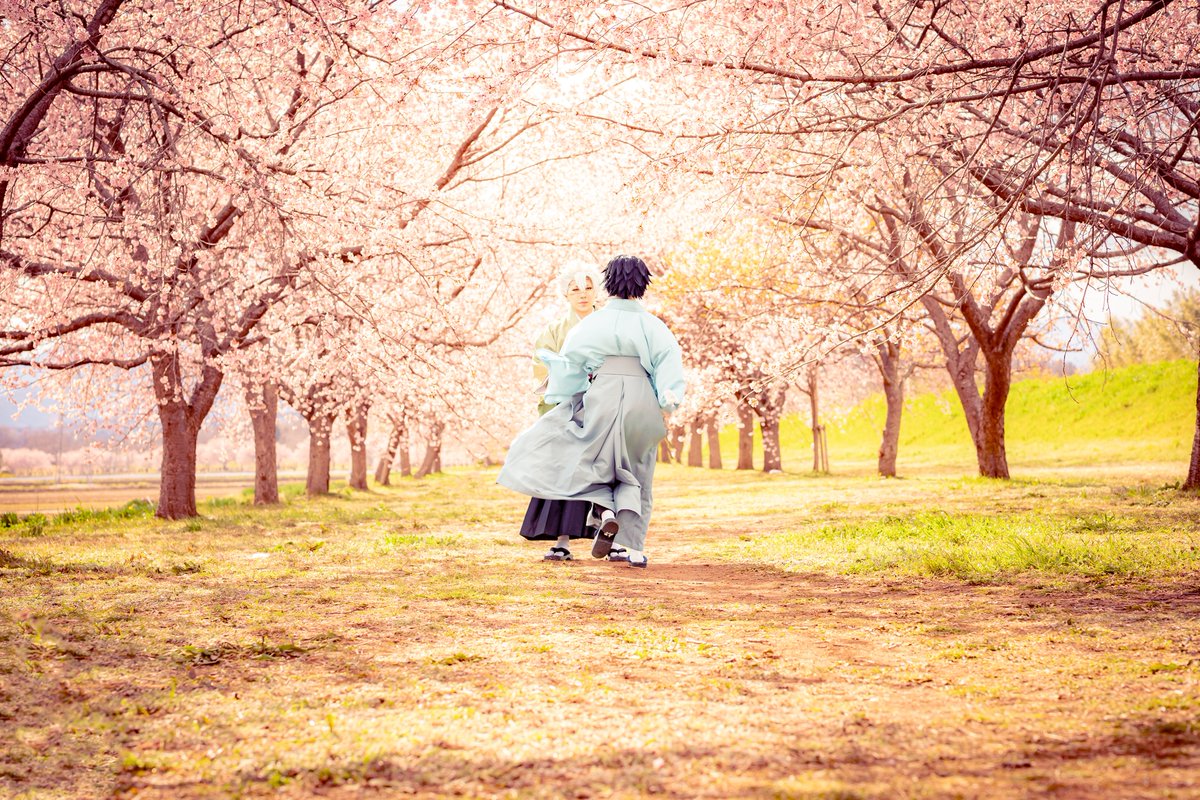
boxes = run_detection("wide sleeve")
[539,349,590,404]
[531,322,559,385]
[647,319,686,410]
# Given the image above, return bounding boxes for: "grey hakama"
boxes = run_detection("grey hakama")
[498,356,666,551]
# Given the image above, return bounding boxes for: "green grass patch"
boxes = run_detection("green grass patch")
[0,499,155,536]
[727,510,1199,580]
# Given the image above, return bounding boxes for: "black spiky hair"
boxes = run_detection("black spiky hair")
[603,254,651,299]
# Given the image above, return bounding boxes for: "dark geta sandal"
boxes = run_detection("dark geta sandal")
[605,547,630,563]
[543,546,573,562]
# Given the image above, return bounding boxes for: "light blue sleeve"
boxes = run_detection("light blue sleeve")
[539,349,590,405]
[647,319,686,410]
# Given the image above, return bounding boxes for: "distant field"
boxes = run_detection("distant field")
[0,480,246,515]
[0,360,1195,514]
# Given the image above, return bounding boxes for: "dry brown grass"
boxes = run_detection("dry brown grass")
[1,464,1198,799]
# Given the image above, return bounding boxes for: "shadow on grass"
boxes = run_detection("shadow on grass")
[0,547,114,575]
[109,726,1200,800]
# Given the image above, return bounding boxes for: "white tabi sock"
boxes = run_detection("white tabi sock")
[625,547,645,564]
[556,535,571,549]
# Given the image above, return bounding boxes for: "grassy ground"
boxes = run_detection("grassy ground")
[2,462,1198,799]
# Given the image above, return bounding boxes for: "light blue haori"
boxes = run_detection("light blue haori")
[497,299,685,551]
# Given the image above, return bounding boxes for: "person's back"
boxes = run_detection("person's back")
[544,298,684,413]
[499,254,685,569]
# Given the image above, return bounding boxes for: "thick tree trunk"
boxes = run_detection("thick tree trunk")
[1186,358,1200,490]
[687,421,704,467]
[658,440,672,463]
[157,399,199,519]
[736,402,755,470]
[306,413,335,496]
[151,353,221,520]
[346,402,369,490]
[706,417,722,469]
[247,383,279,505]
[877,342,903,478]
[976,358,1012,479]
[374,420,405,486]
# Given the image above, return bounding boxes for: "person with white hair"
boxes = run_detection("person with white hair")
[518,259,605,561]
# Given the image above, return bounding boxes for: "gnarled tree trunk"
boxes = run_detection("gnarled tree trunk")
[152,354,222,519]
[875,340,904,478]
[247,382,279,505]
[374,418,406,486]
[414,418,444,479]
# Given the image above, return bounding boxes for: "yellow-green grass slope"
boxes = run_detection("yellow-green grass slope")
[721,359,1196,472]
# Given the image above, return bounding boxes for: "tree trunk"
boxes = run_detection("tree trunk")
[687,421,703,467]
[807,366,823,473]
[306,413,335,496]
[757,383,786,473]
[398,429,412,477]
[1186,358,1200,490]
[876,342,903,478]
[151,353,221,520]
[706,416,722,469]
[761,413,782,472]
[346,402,369,490]
[976,358,1012,479]
[247,383,279,505]
[736,402,755,470]
[374,420,405,486]
[157,399,200,519]
[670,424,686,462]
[414,419,444,479]
[659,440,672,463]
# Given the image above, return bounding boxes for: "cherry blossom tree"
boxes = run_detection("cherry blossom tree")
[495,0,1200,485]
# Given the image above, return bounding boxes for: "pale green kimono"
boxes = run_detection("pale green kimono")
[532,309,582,416]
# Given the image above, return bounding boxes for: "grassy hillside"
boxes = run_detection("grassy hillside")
[720,359,1196,472]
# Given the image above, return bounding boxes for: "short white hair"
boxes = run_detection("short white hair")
[557,260,604,296]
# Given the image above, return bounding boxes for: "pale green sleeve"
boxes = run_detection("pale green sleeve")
[648,319,686,410]
[531,321,566,384]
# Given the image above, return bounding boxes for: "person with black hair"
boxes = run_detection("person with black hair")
[498,254,685,568]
